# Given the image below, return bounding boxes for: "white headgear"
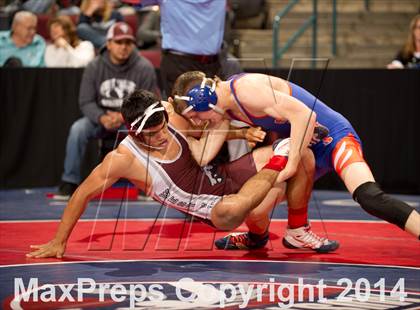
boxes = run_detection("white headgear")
[130,101,165,135]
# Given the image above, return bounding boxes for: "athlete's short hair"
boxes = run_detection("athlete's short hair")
[121,90,166,133]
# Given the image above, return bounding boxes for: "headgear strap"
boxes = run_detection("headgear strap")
[130,101,165,135]
[174,77,224,115]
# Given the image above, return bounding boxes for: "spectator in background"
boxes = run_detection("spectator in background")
[56,0,82,16]
[45,15,95,67]
[0,11,45,67]
[387,14,420,69]
[24,0,83,15]
[54,22,158,199]
[135,5,160,50]
[21,0,55,14]
[219,40,242,79]
[228,0,267,29]
[77,0,123,49]
[0,0,79,16]
[123,0,226,98]
[133,6,238,76]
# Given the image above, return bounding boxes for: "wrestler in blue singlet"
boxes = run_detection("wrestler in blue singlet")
[227,74,362,179]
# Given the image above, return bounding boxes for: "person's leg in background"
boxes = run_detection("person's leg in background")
[56,117,104,199]
[22,0,55,14]
[76,23,106,49]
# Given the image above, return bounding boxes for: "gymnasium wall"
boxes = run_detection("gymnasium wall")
[1,68,419,194]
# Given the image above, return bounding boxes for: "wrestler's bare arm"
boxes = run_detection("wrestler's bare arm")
[263,92,315,176]
[163,100,231,166]
[227,125,266,149]
[164,100,265,165]
[26,149,136,258]
[235,80,315,180]
[186,120,230,166]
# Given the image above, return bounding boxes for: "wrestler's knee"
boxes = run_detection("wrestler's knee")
[211,196,248,231]
[353,181,414,229]
[211,209,242,231]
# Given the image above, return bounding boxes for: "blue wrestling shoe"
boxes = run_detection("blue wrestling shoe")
[282,224,339,253]
[215,231,269,250]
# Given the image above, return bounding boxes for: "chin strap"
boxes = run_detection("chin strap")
[135,139,167,150]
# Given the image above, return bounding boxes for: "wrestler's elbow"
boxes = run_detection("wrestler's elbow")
[302,111,317,147]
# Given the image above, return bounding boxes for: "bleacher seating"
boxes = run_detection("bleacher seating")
[233,0,420,68]
[139,49,161,68]
[35,13,138,42]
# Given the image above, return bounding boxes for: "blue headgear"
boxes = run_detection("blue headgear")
[175,78,224,115]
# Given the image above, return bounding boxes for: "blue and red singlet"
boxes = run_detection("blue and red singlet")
[227,74,365,179]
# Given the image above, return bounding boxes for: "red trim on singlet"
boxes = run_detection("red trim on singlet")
[225,110,253,126]
[287,81,293,96]
[331,133,366,176]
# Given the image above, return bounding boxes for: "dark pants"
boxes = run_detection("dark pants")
[160,51,222,98]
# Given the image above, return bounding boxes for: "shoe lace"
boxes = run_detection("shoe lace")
[229,233,249,246]
[300,227,326,246]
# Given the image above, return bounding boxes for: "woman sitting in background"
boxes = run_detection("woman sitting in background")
[45,15,95,67]
[77,0,123,49]
[387,14,420,69]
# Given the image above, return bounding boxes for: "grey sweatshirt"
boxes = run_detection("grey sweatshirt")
[79,48,158,124]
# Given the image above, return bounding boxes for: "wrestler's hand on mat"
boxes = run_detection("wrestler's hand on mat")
[26,240,66,259]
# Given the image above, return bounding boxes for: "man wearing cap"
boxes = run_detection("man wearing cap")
[55,22,159,199]
[122,0,226,97]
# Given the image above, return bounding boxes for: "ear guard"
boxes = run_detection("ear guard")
[130,101,168,136]
[175,78,224,115]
